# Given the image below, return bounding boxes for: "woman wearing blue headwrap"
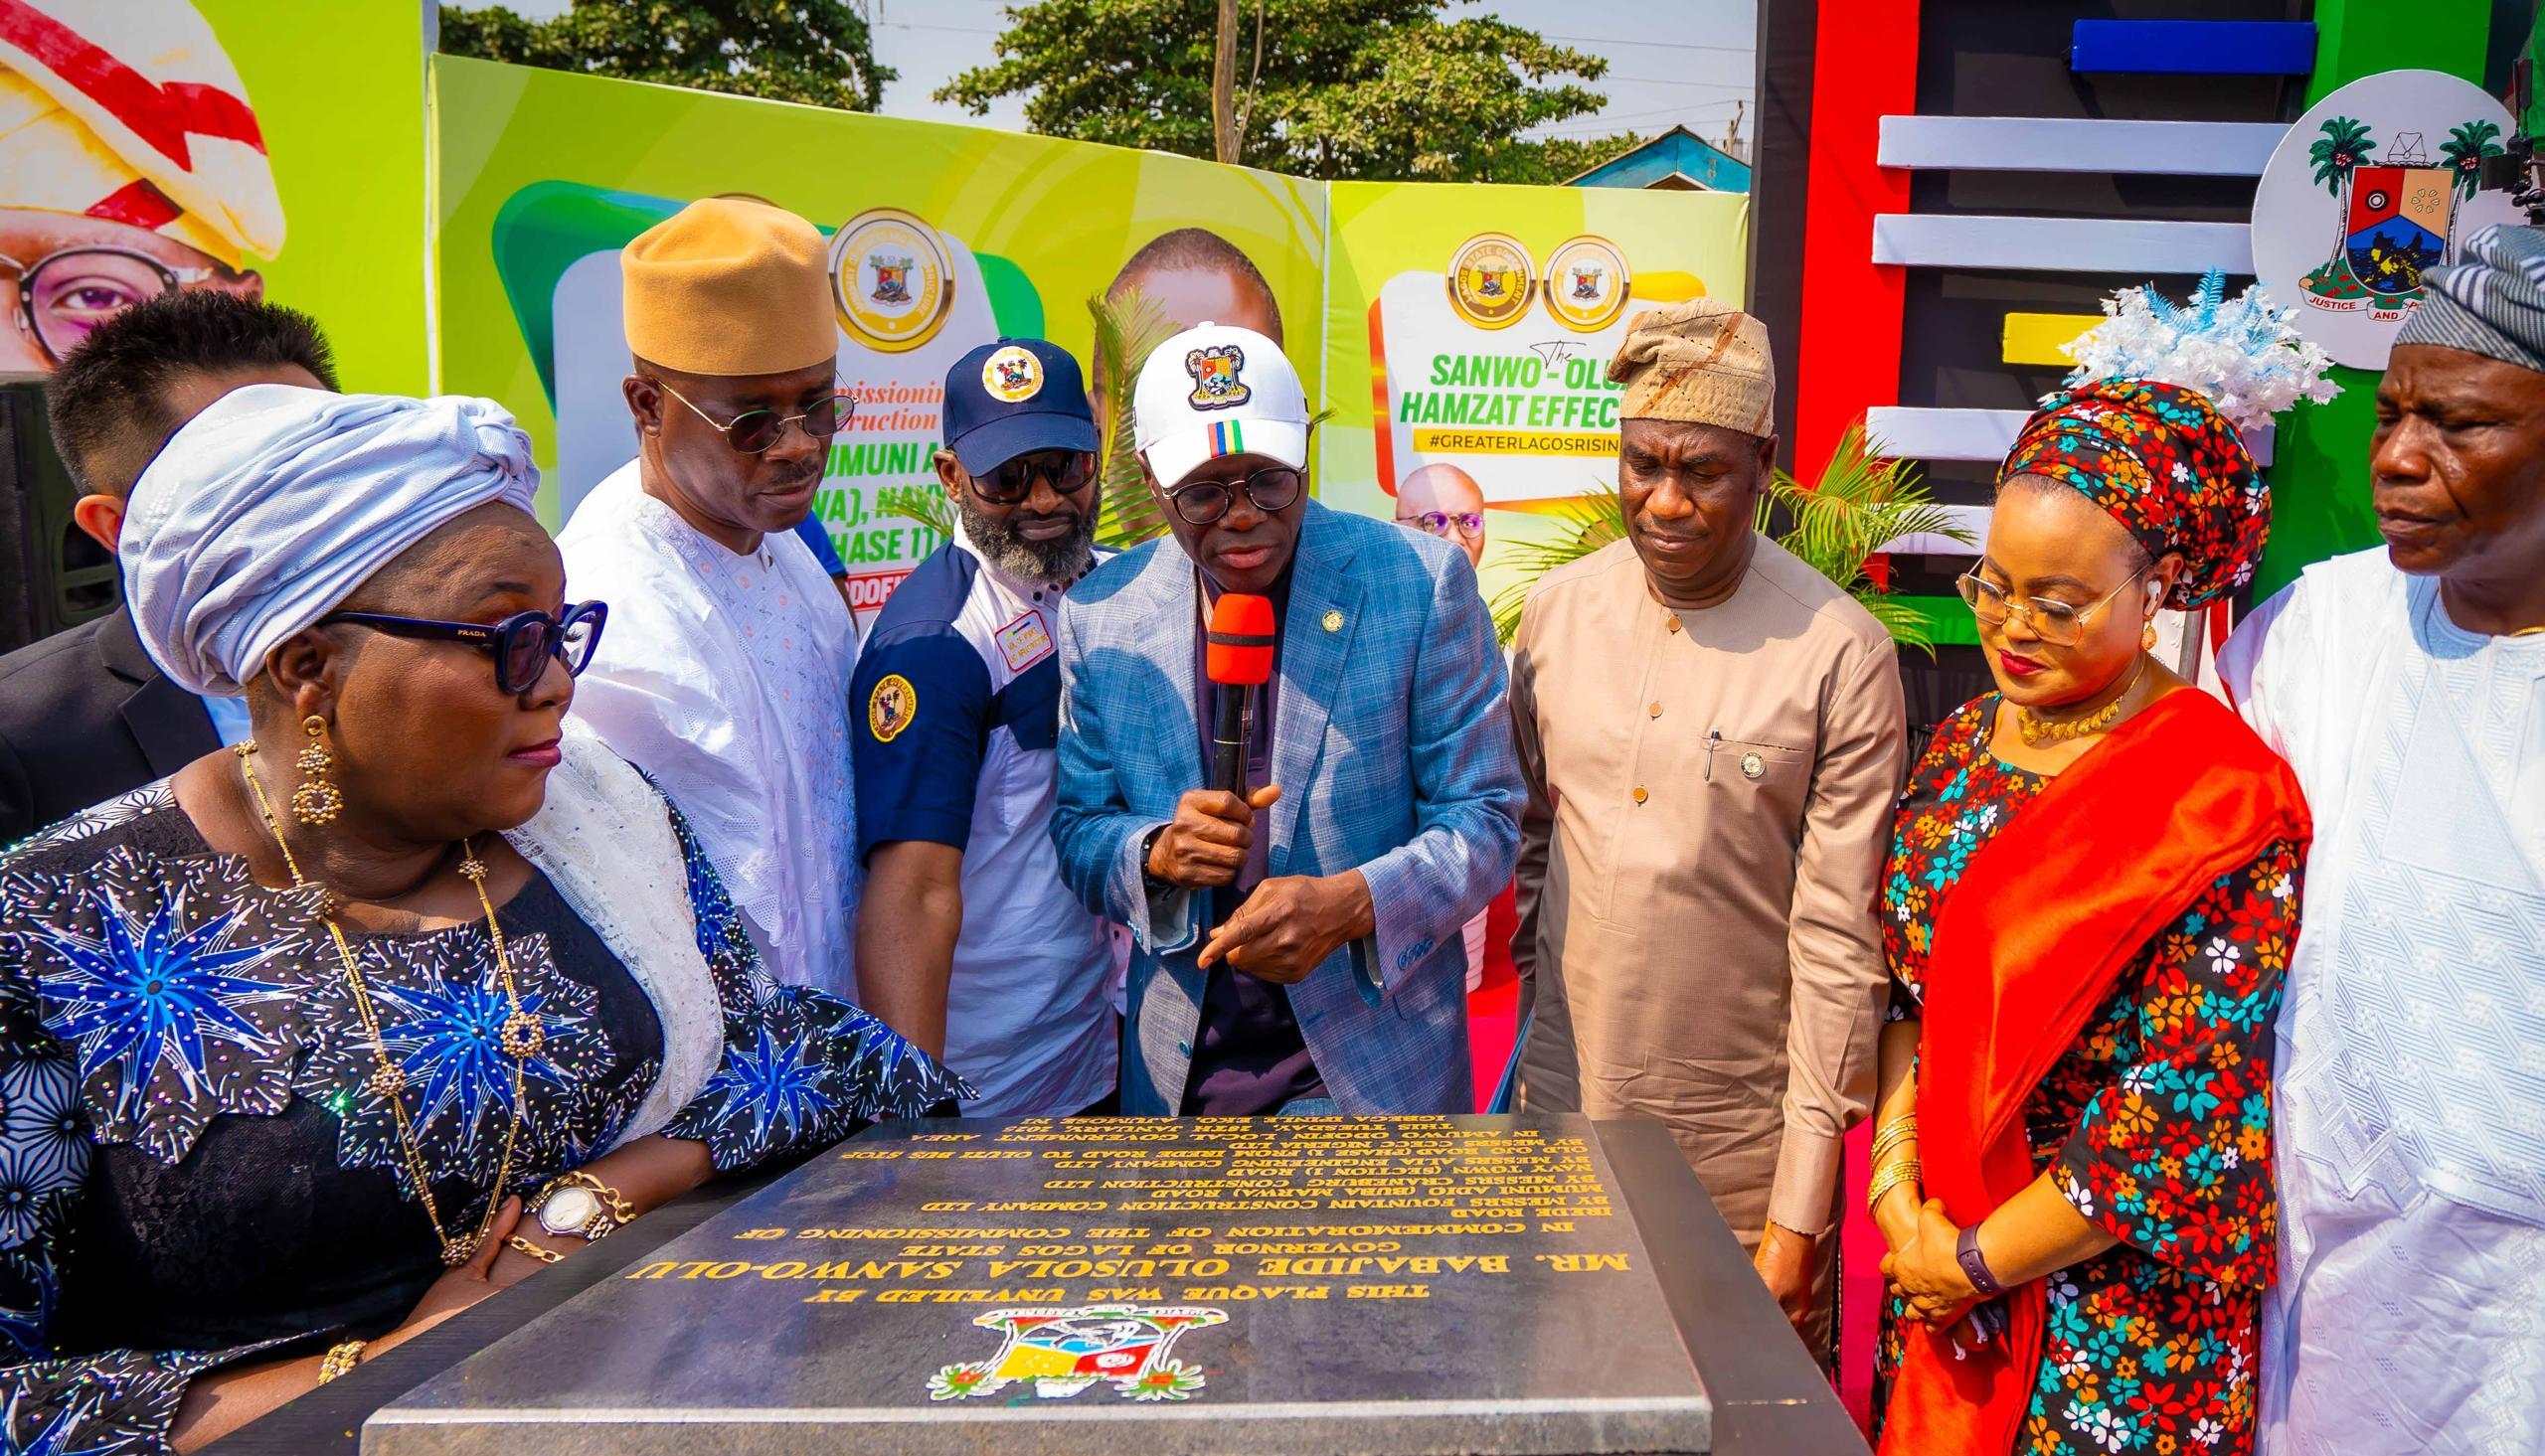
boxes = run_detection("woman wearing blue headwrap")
[0,386,965,1453]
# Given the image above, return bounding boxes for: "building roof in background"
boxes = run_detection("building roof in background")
[1565,125,1751,192]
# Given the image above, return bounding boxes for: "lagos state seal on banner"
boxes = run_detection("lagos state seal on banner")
[1445,233,1534,330]
[927,1304,1228,1402]
[1541,235,1631,333]
[831,207,956,353]
[2252,70,2520,369]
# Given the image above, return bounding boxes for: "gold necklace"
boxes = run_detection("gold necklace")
[2016,657,2147,746]
[235,743,538,1266]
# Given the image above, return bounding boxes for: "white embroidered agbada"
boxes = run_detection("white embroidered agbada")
[559,460,862,995]
[2220,547,2545,1456]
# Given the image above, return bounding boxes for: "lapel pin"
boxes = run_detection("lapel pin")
[1321,609,1344,633]
[1740,751,1766,780]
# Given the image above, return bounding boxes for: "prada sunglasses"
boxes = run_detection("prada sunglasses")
[318,601,609,695]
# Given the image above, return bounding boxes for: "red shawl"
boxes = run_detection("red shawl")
[1878,689,2309,1455]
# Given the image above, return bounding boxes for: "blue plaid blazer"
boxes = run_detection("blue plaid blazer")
[1053,500,1523,1114]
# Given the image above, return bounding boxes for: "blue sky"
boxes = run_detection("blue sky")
[500,0,1756,147]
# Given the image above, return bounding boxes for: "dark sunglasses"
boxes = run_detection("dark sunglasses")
[1166,466,1304,526]
[318,601,609,696]
[972,448,1096,505]
[655,379,854,454]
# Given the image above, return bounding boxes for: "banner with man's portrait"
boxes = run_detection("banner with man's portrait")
[1316,183,1752,609]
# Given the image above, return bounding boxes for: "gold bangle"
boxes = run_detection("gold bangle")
[505,1233,565,1264]
[317,1338,367,1384]
[1865,1157,1923,1215]
[1870,1118,1919,1161]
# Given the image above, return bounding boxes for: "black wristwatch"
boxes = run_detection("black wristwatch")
[1138,825,1172,890]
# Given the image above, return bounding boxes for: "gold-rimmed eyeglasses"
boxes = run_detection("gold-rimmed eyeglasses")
[1955,565,2148,648]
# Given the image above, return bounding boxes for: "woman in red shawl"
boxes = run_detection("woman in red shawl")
[1867,380,2310,1456]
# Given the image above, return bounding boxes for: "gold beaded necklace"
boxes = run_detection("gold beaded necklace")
[234,742,540,1266]
[2016,656,2148,747]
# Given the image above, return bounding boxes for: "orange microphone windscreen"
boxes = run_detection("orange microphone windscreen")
[1205,593,1277,686]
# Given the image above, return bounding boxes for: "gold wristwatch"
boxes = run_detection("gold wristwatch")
[530,1171,634,1241]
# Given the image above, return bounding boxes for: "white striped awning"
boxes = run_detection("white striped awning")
[1877,116,2288,176]
[1872,215,2254,273]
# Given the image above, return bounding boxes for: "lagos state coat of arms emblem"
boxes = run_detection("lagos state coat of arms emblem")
[830,207,956,353]
[2294,117,2501,321]
[927,1304,1228,1402]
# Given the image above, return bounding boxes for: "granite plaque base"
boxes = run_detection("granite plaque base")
[367,1114,1713,1456]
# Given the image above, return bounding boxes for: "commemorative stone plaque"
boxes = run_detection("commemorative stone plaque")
[366,1114,1713,1456]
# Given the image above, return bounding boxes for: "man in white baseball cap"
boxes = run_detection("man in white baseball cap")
[1052,322,1523,1116]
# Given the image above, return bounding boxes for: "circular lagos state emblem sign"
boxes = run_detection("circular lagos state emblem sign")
[831,207,956,354]
[1541,235,1631,332]
[1445,232,1534,330]
[981,344,1044,403]
[2251,69,2520,370]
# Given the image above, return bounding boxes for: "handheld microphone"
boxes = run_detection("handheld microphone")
[1204,593,1276,796]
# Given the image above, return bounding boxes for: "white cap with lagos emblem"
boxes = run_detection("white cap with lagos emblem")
[1131,322,1309,489]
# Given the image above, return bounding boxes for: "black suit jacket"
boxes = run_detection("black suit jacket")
[0,607,218,843]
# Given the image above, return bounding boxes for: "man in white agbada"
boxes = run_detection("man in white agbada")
[2221,223,2545,1456]
[559,199,862,994]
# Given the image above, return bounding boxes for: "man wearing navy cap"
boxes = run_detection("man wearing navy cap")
[851,337,1119,1116]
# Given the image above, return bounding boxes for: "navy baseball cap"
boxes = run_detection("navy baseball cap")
[943,337,1099,476]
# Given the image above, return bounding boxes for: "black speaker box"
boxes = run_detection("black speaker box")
[0,375,116,657]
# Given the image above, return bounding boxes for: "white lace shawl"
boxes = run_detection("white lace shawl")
[503,726,727,1147]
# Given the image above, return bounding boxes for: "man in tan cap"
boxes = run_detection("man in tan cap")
[1508,297,1904,1361]
[560,197,863,994]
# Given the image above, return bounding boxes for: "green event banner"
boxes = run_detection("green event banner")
[432,56,1328,614]
[2,1,1750,628]
[431,58,1751,618]
[1318,183,1751,605]
[0,0,428,393]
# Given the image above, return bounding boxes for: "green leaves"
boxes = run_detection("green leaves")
[1485,486,1623,644]
[1487,417,1973,656]
[2308,116,2375,193]
[1087,286,1179,550]
[875,483,954,539]
[2441,119,2505,200]
[439,0,895,111]
[938,0,1612,182]
[1755,420,1971,658]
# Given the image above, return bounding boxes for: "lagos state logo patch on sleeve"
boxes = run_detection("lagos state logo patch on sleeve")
[867,674,918,742]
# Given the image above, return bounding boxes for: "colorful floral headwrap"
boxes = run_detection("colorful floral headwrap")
[1996,378,2268,610]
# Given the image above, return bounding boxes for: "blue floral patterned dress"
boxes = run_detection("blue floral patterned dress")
[0,780,963,1454]
[1872,698,2303,1456]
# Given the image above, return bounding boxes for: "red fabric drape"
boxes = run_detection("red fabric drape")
[1878,690,2309,1455]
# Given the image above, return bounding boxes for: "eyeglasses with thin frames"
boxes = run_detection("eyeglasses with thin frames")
[1955,565,2149,648]
[0,245,221,364]
[652,379,854,454]
[1403,510,1483,540]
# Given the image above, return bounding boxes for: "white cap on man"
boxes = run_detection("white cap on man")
[1132,322,1309,489]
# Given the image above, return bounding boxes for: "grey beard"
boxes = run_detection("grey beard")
[957,491,1097,585]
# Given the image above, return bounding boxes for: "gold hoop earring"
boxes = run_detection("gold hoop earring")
[292,714,343,826]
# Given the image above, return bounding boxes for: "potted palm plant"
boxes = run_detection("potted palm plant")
[1486,418,1972,655]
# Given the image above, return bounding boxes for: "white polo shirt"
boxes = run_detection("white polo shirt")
[849,531,1116,1115]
